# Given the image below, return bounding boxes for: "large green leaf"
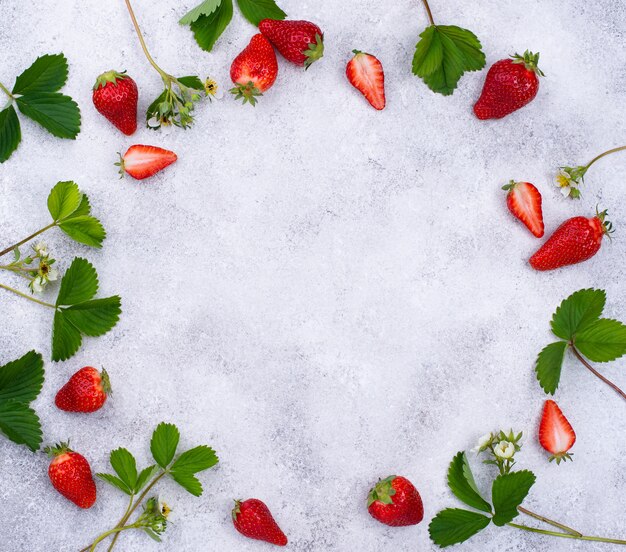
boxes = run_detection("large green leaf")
[491,471,536,526]
[551,289,606,340]
[429,508,490,548]
[189,0,234,52]
[180,0,221,24]
[0,400,42,451]
[575,318,626,362]
[16,92,81,139]
[177,76,204,90]
[110,448,138,491]
[47,180,82,221]
[535,341,568,395]
[447,452,491,513]
[150,423,180,468]
[56,257,98,306]
[61,296,122,337]
[171,445,219,474]
[12,54,68,95]
[236,0,286,26]
[51,310,82,362]
[0,106,21,163]
[0,351,44,403]
[97,473,133,495]
[170,470,203,496]
[59,215,106,248]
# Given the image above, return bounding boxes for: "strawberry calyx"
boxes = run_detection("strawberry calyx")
[93,70,129,91]
[230,81,263,107]
[501,179,519,191]
[549,451,574,465]
[100,367,112,396]
[596,208,615,238]
[44,441,72,458]
[510,50,545,77]
[367,475,397,507]
[303,33,324,70]
[114,153,126,178]
[232,499,243,521]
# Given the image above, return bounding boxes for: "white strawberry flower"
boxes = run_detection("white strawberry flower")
[204,78,223,100]
[31,276,44,294]
[494,440,515,459]
[47,268,58,282]
[472,432,493,453]
[34,242,48,257]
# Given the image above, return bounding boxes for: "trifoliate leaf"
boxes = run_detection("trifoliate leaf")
[447,452,491,513]
[180,0,222,25]
[16,92,81,139]
[171,445,219,474]
[12,54,68,95]
[61,296,122,337]
[170,469,203,496]
[151,423,180,468]
[136,465,158,492]
[56,257,99,306]
[0,106,21,163]
[551,289,606,340]
[58,215,106,248]
[109,448,138,491]
[48,180,82,221]
[51,310,82,362]
[0,400,42,452]
[412,25,485,96]
[236,0,286,26]
[429,508,490,548]
[575,318,626,362]
[189,0,233,52]
[491,470,536,526]
[96,473,133,495]
[0,351,44,403]
[535,341,568,395]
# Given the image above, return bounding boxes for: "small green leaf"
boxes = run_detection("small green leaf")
[16,92,81,139]
[575,318,626,362]
[170,470,203,496]
[551,289,606,340]
[146,90,167,126]
[180,0,221,25]
[59,215,106,248]
[0,351,44,403]
[61,296,122,337]
[136,465,158,492]
[429,508,490,548]
[236,0,286,26]
[51,310,82,362]
[491,470,536,526]
[151,423,180,468]
[0,400,42,451]
[171,445,219,474]
[109,448,138,491]
[144,528,163,542]
[535,341,568,395]
[56,257,99,306]
[412,25,485,96]
[12,54,69,95]
[97,473,133,495]
[447,452,491,513]
[70,193,92,217]
[0,106,21,163]
[189,0,233,52]
[177,76,204,90]
[47,180,82,221]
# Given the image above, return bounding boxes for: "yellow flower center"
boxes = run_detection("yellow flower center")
[556,173,570,188]
[161,502,171,518]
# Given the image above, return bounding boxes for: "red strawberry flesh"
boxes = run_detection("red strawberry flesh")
[118,144,177,180]
[346,50,386,110]
[539,400,576,463]
[504,180,544,237]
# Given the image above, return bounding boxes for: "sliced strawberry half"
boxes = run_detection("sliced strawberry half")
[346,50,385,110]
[539,400,576,464]
[502,180,544,237]
[117,145,177,180]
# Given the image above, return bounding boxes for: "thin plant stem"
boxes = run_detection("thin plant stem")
[87,525,136,552]
[420,0,435,25]
[0,282,55,308]
[518,506,581,536]
[586,145,626,169]
[571,344,626,401]
[0,80,13,98]
[124,0,168,80]
[0,222,57,257]
[508,522,626,544]
[105,494,136,552]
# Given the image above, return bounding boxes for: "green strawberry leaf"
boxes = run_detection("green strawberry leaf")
[551,289,606,340]
[429,508,490,548]
[447,452,492,513]
[136,465,158,492]
[412,25,485,96]
[109,448,138,491]
[96,473,133,495]
[491,470,536,526]
[236,0,286,26]
[51,310,83,362]
[56,257,99,306]
[0,351,44,403]
[70,193,92,217]
[0,400,42,452]
[12,54,68,95]
[170,469,203,496]
[16,92,81,139]
[177,75,204,91]
[58,215,106,248]
[171,445,219,474]
[61,297,122,337]
[151,423,180,468]
[0,106,21,163]
[535,341,568,395]
[47,180,82,221]
[188,0,233,52]
[179,0,222,25]
[575,318,626,362]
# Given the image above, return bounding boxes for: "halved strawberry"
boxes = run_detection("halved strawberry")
[117,145,177,180]
[502,180,544,237]
[538,400,576,464]
[346,50,385,110]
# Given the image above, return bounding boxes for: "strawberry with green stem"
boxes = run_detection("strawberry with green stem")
[92,71,138,135]
[368,476,424,527]
[56,366,111,413]
[230,34,279,106]
[45,442,97,509]
[259,19,324,69]
[232,498,288,546]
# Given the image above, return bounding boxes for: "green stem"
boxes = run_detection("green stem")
[87,524,138,552]
[105,495,135,552]
[571,344,626,402]
[124,0,169,80]
[0,222,57,258]
[518,506,581,536]
[420,0,435,25]
[0,80,13,99]
[0,282,55,308]
[0,265,38,274]
[586,145,626,170]
[508,522,626,544]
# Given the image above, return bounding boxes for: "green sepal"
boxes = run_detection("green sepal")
[367,475,396,507]
[510,50,545,77]
[230,81,262,106]
[303,33,324,70]
[93,70,130,90]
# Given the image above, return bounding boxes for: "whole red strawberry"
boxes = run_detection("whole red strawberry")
[367,475,424,527]
[503,180,544,237]
[45,442,97,508]
[539,400,576,464]
[232,498,288,546]
[474,51,544,120]
[92,70,138,135]
[259,19,324,69]
[55,366,110,413]
[230,34,279,106]
[529,210,612,271]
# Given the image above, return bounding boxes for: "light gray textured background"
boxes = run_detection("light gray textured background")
[1,0,625,550]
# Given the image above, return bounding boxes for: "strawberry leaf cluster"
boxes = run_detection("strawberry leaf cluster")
[536,289,626,394]
[0,351,44,451]
[0,54,81,163]
[146,75,206,130]
[180,0,287,52]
